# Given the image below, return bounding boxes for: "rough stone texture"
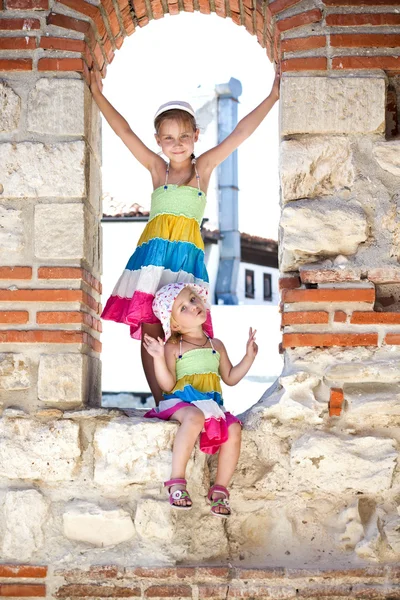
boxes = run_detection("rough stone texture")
[34,203,84,259]
[325,361,400,384]
[0,353,30,390]
[2,490,48,560]
[63,501,135,547]
[280,199,368,272]
[27,78,85,136]
[38,354,86,406]
[0,81,21,132]
[383,515,400,554]
[280,137,354,203]
[0,142,85,198]
[281,76,386,135]
[0,417,80,481]
[373,141,400,177]
[0,205,24,258]
[291,432,397,493]
[262,372,323,424]
[94,418,176,486]
[135,499,176,542]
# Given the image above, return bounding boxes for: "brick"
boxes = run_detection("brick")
[56,566,121,580]
[385,334,400,345]
[276,8,322,32]
[333,56,400,72]
[0,17,40,29]
[334,311,347,323]
[282,311,329,325]
[0,289,82,302]
[282,57,327,72]
[0,311,29,324]
[38,58,85,72]
[235,568,286,579]
[6,0,47,7]
[36,311,86,324]
[281,35,326,53]
[0,59,32,71]
[130,567,195,579]
[196,568,231,578]
[330,34,400,48]
[279,276,301,291]
[198,585,229,599]
[281,288,375,304]
[268,0,302,16]
[39,36,86,52]
[368,268,400,284]
[0,37,36,49]
[0,584,46,597]
[0,266,32,279]
[351,312,400,325]
[330,407,342,416]
[282,333,378,348]
[57,0,107,38]
[326,13,400,27]
[55,583,141,597]
[46,12,91,34]
[199,0,211,14]
[0,565,47,578]
[300,269,361,284]
[330,388,344,408]
[0,330,85,343]
[144,585,192,597]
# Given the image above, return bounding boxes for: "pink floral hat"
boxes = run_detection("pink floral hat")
[152,282,209,341]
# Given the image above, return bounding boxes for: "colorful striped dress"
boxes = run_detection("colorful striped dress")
[145,343,241,455]
[101,183,213,339]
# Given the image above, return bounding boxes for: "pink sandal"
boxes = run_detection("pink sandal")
[164,478,192,511]
[207,484,231,518]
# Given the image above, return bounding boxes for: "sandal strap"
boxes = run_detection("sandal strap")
[164,478,187,488]
[211,498,230,508]
[208,484,229,501]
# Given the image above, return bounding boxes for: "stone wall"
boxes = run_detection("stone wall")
[2,0,400,590]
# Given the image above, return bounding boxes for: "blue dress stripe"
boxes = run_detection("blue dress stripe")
[164,386,223,406]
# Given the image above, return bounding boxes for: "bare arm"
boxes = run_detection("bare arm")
[199,67,280,173]
[143,334,177,392]
[89,72,161,173]
[216,328,258,386]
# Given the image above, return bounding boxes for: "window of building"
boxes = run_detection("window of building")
[263,273,272,301]
[245,269,255,299]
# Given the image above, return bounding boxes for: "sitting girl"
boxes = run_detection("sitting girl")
[144,282,258,517]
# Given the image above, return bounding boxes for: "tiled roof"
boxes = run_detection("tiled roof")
[102,193,150,218]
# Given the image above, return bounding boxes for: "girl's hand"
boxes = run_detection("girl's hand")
[271,63,281,101]
[143,333,165,358]
[246,327,258,359]
[89,69,100,95]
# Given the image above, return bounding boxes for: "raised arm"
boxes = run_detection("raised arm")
[89,71,162,173]
[199,66,280,173]
[216,328,258,386]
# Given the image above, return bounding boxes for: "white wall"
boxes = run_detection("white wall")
[237,261,279,306]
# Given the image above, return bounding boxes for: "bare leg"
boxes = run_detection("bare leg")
[212,423,242,515]
[141,322,164,406]
[167,405,205,507]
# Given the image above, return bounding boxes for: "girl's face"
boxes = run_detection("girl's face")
[171,287,207,333]
[155,119,199,163]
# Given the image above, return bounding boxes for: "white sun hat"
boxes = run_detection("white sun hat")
[154,100,196,120]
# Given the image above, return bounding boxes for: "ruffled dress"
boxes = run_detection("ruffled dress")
[145,342,241,454]
[101,182,213,340]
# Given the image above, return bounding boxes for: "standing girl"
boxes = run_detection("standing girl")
[90,69,279,405]
[143,282,258,517]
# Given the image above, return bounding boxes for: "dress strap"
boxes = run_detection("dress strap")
[205,334,217,354]
[164,163,169,190]
[178,336,183,360]
[194,162,201,196]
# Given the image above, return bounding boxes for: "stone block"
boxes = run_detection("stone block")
[135,499,175,542]
[0,81,21,132]
[2,490,48,560]
[38,354,87,406]
[280,199,368,272]
[262,372,323,424]
[325,361,400,384]
[291,432,396,493]
[0,205,24,259]
[373,141,400,177]
[280,137,354,203]
[0,141,85,198]
[0,417,80,481]
[27,78,85,136]
[281,76,386,135]
[0,353,30,390]
[94,418,177,486]
[63,501,135,547]
[34,203,84,259]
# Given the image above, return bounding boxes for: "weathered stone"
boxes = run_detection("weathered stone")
[325,361,400,384]
[38,354,86,406]
[0,142,85,198]
[63,501,135,547]
[34,204,84,259]
[94,418,176,486]
[0,417,80,481]
[281,75,385,135]
[2,490,48,560]
[291,432,396,493]
[384,516,400,554]
[135,499,175,541]
[280,137,354,203]
[262,372,323,424]
[27,78,84,135]
[0,205,24,259]
[0,353,30,390]
[373,141,400,177]
[280,199,368,272]
[0,81,21,132]
[336,503,364,551]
